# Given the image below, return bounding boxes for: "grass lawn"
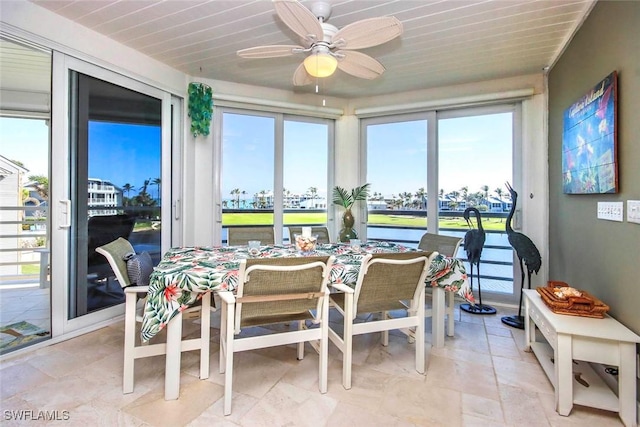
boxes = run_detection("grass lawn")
[223,212,507,231]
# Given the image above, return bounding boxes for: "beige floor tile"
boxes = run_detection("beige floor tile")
[487,334,524,360]
[122,374,223,427]
[327,401,417,426]
[382,375,463,426]
[499,383,551,426]
[3,300,612,427]
[0,361,55,400]
[461,392,504,423]
[237,381,337,427]
[425,354,500,401]
[492,355,554,395]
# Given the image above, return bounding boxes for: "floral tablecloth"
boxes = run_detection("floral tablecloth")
[141,241,474,341]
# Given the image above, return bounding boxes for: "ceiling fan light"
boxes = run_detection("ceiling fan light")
[303,53,337,78]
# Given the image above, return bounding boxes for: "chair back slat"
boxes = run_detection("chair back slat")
[228,226,275,246]
[235,256,333,331]
[354,251,434,315]
[418,233,462,258]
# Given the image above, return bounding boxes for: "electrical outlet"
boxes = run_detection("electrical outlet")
[597,202,623,222]
[627,200,640,224]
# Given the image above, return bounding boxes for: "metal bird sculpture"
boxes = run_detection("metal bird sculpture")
[459,207,496,314]
[501,182,542,329]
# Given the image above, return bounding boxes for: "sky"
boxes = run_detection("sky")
[2,112,513,202]
[1,117,49,176]
[88,122,161,194]
[222,112,513,199]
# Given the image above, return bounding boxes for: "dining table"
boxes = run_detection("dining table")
[142,241,475,400]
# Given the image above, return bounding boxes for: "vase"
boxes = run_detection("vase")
[338,208,358,243]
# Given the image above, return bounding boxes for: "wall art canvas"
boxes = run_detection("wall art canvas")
[562,71,618,194]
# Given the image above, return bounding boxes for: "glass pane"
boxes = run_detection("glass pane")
[366,120,428,245]
[438,112,513,294]
[221,113,274,244]
[283,120,328,242]
[0,117,51,352]
[70,72,162,317]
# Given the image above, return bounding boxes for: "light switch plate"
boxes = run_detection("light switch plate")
[627,200,640,224]
[597,201,623,222]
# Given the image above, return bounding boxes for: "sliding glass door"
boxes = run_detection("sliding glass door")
[50,54,174,330]
[218,109,332,245]
[68,72,163,317]
[363,105,520,302]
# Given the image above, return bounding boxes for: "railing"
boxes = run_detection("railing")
[0,205,49,288]
[222,208,516,294]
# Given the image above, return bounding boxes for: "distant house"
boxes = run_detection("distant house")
[367,200,387,210]
[88,178,122,216]
[300,197,326,209]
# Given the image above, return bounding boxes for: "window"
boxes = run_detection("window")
[219,110,333,244]
[363,105,519,300]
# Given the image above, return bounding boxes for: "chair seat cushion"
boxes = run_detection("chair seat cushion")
[124,251,154,286]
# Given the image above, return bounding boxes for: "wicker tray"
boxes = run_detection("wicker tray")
[536,281,609,318]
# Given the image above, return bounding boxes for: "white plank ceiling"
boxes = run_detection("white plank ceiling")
[15,0,595,99]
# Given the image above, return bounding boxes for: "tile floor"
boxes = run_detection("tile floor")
[0,304,625,426]
[0,286,51,332]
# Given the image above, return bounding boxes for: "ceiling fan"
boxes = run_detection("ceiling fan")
[237,0,403,86]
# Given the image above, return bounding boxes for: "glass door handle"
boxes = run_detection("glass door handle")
[216,204,222,223]
[58,200,71,229]
[173,199,180,220]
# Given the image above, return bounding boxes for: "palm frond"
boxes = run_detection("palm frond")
[351,183,371,202]
[332,186,353,208]
[332,183,370,209]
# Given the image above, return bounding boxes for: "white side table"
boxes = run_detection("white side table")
[524,289,640,427]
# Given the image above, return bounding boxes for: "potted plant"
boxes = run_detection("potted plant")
[332,183,370,242]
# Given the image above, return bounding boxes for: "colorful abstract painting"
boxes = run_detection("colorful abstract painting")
[562,71,618,194]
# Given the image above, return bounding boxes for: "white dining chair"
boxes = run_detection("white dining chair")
[96,237,212,395]
[328,251,436,389]
[418,233,463,337]
[218,255,334,415]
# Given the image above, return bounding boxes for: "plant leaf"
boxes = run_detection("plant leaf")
[351,183,371,201]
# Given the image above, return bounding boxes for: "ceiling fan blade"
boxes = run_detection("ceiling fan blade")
[237,45,302,58]
[292,63,313,86]
[273,0,323,43]
[336,50,385,79]
[332,17,403,49]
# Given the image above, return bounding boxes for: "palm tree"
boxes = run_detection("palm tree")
[152,178,161,202]
[122,183,134,206]
[241,190,247,208]
[308,186,317,207]
[230,188,240,208]
[415,187,426,210]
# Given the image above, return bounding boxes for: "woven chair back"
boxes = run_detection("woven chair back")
[418,233,462,258]
[228,226,275,246]
[354,252,433,314]
[236,256,332,329]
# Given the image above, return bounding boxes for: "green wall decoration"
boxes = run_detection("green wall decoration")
[187,82,213,137]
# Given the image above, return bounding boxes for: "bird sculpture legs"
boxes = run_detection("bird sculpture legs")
[460,262,496,315]
[501,258,528,329]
